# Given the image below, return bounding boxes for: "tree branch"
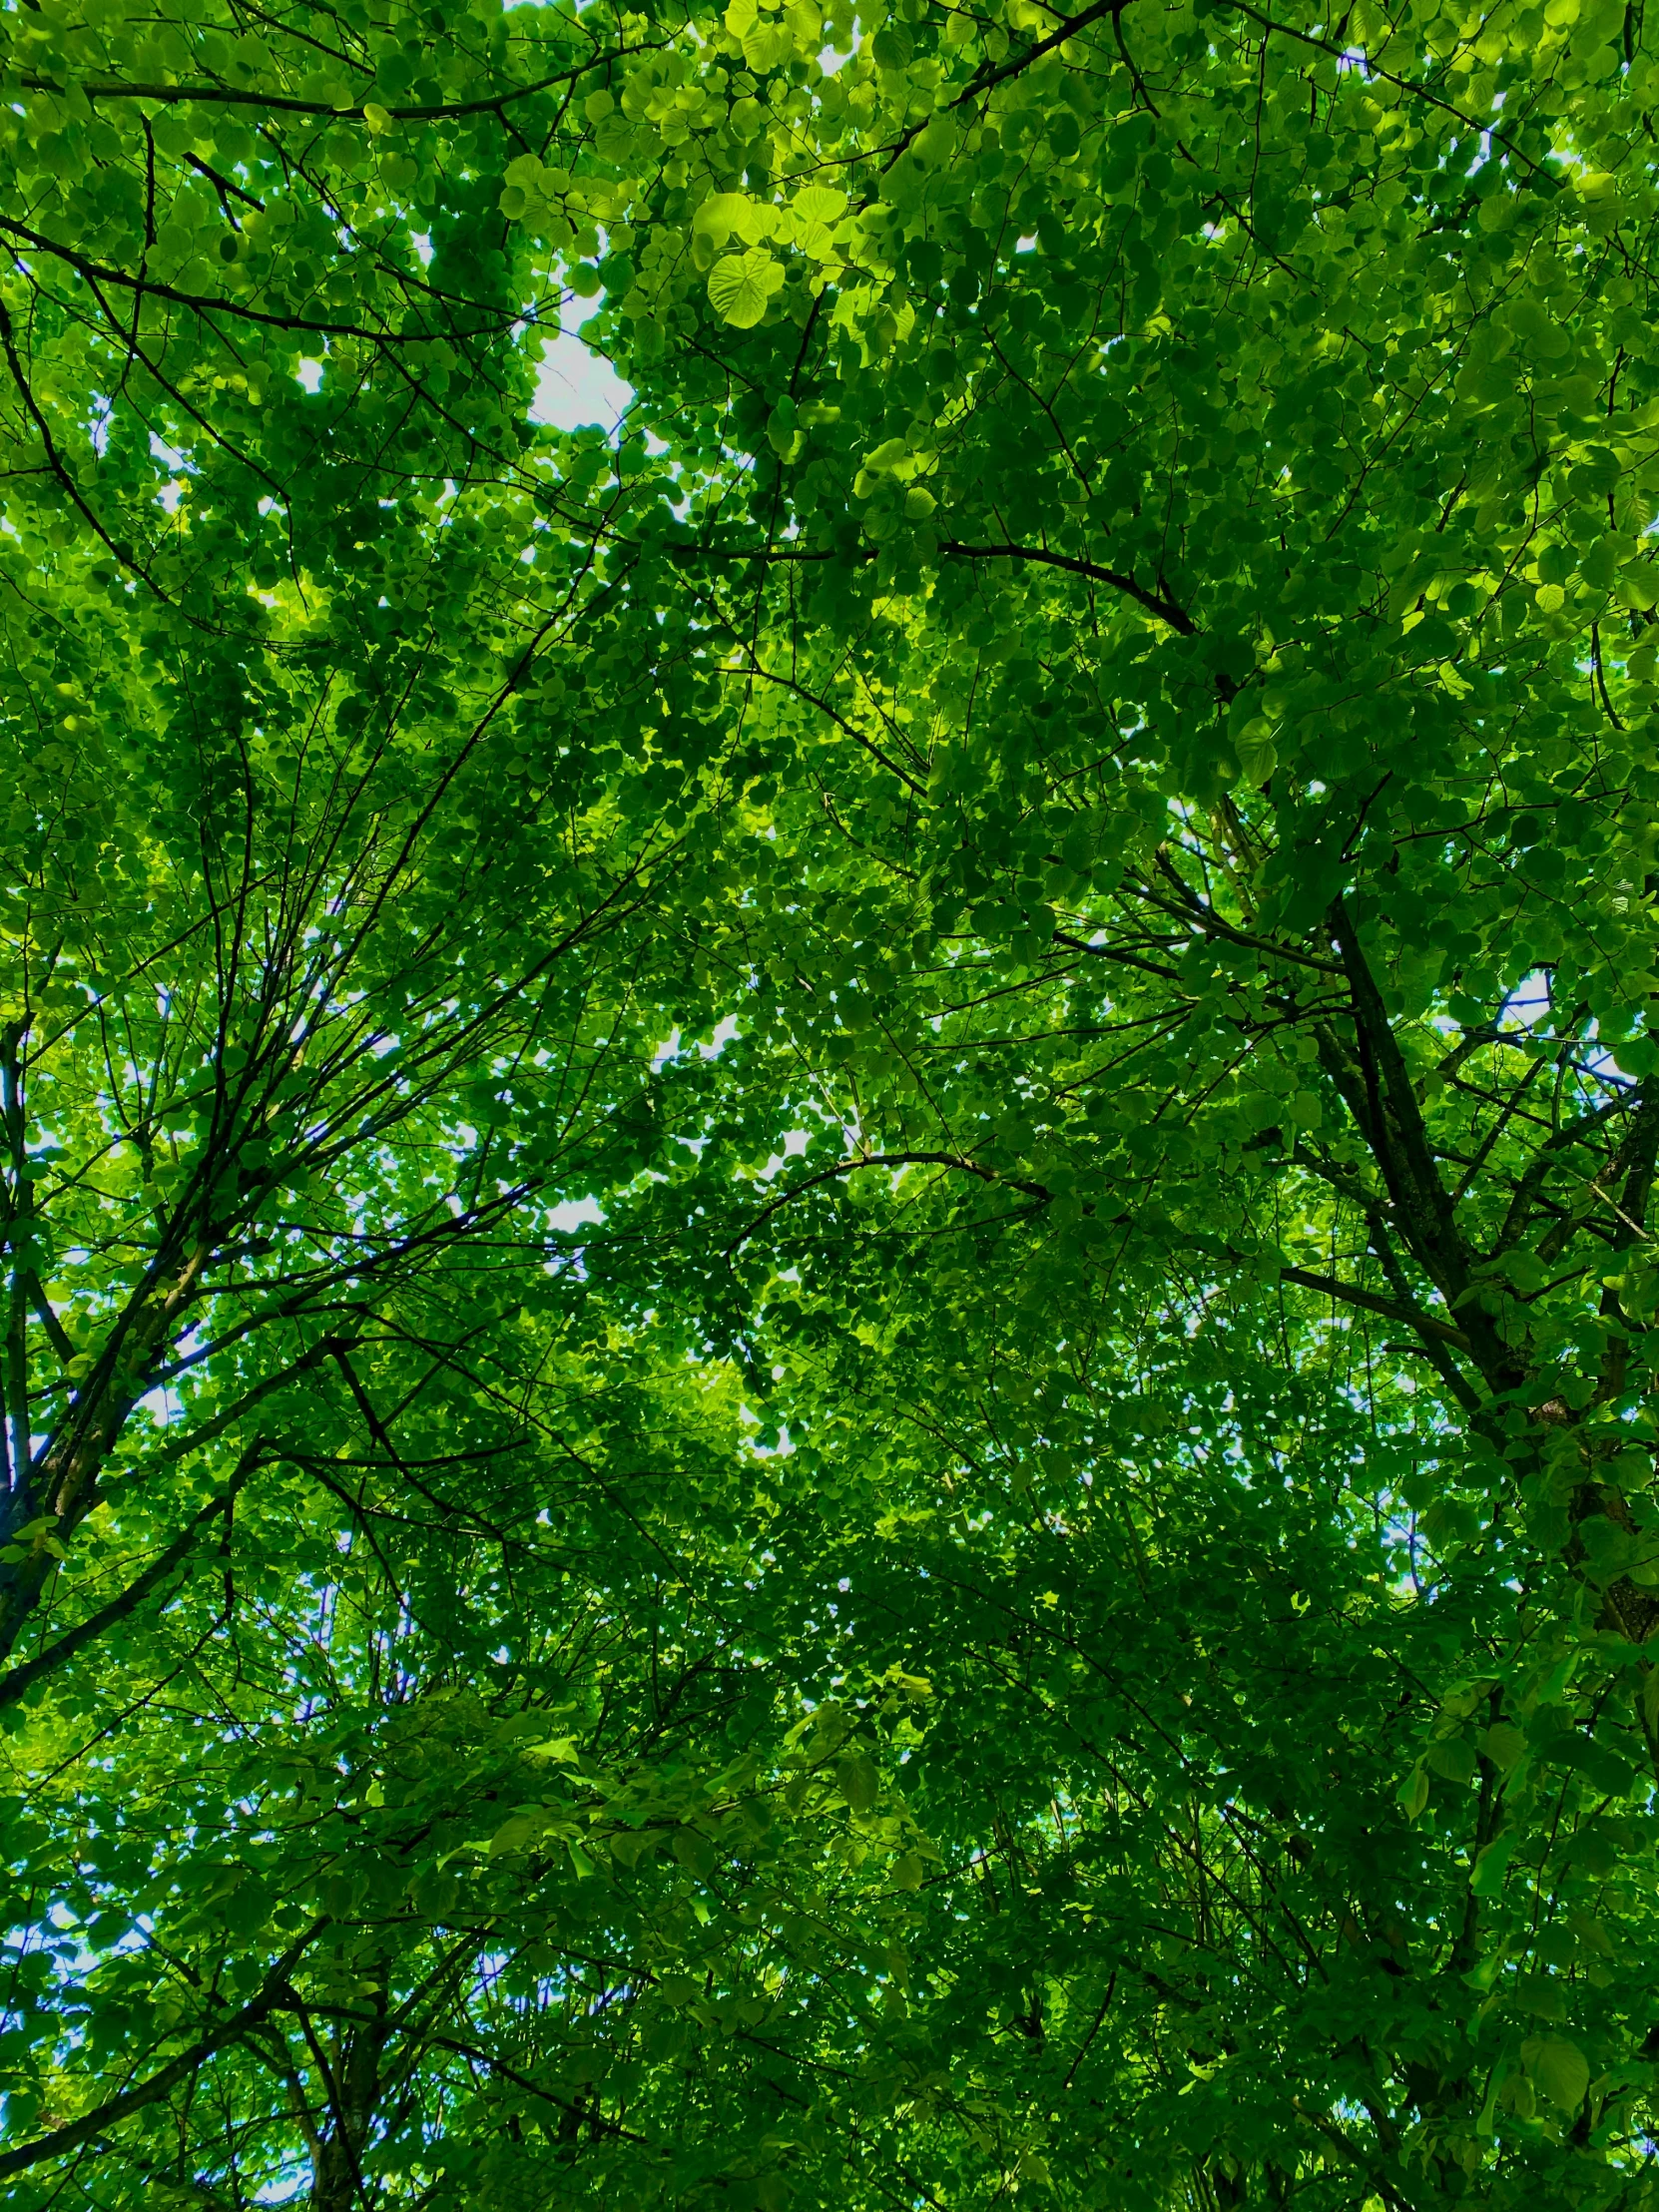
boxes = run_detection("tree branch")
[1327,900,1509,1381]
[0,216,508,347]
[938,543,1198,633]
[0,1922,324,2181]
[0,1440,264,1714]
[662,536,1198,634]
[16,48,656,124]
[953,0,1134,106]
[725,1150,1049,1257]
[1276,1265,1471,1351]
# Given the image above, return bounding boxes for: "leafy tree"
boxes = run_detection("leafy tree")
[5,0,1659,2208]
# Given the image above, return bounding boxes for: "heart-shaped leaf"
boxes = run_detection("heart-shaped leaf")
[708,249,783,328]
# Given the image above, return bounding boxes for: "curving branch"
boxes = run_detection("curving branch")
[725,1150,1050,1257]
[15,46,659,125]
[938,543,1198,633]
[662,535,1197,632]
[0,297,161,591]
[0,1922,325,2182]
[0,1438,267,1714]
[0,215,509,346]
[953,0,1137,107]
[1276,1263,1472,1353]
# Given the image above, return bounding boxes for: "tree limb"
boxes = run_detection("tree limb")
[0,1439,265,1713]
[725,1151,1050,1257]
[0,1923,324,2181]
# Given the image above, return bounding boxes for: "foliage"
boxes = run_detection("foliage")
[3,0,1659,2207]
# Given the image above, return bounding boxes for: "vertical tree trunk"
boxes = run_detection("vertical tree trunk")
[309,1992,386,2212]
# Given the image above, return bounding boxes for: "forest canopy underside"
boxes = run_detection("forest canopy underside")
[5,0,1659,2206]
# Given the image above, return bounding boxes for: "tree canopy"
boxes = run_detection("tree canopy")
[3,0,1659,2206]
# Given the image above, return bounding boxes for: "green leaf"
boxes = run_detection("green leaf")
[792,186,848,226]
[1523,2037,1591,2113]
[672,1828,719,1877]
[1469,1833,1515,1897]
[707,249,784,327]
[1235,728,1278,786]
[743,16,793,69]
[870,21,914,68]
[836,1754,878,1814]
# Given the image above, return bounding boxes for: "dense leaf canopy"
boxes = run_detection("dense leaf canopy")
[2,0,1659,2207]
